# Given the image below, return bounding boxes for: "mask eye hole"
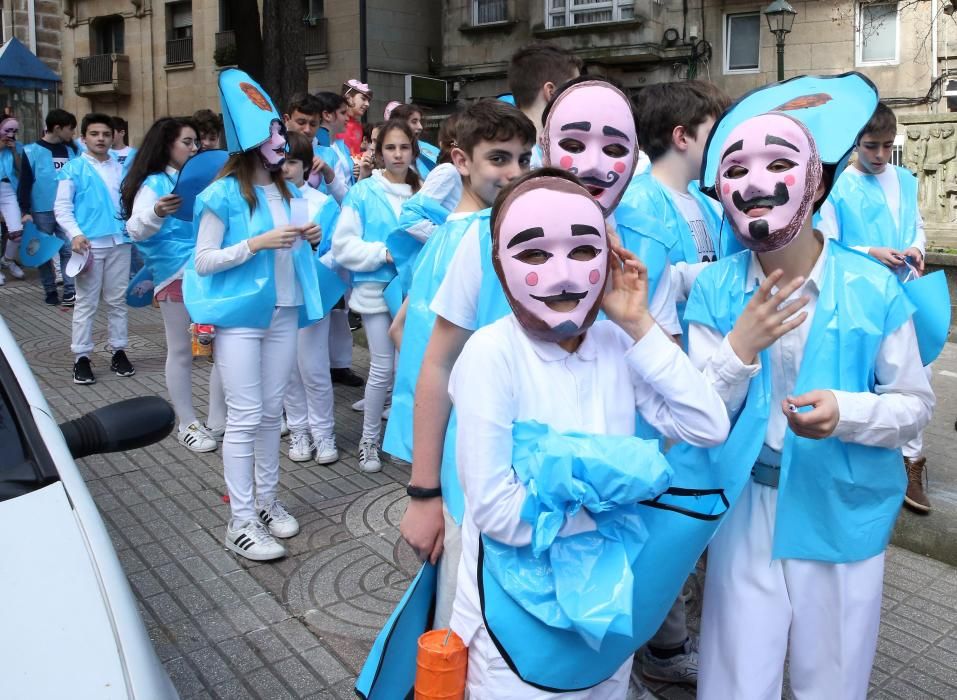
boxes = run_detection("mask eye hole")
[558,138,585,154]
[513,249,552,265]
[568,245,601,261]
[723,164,748,179]
[602,144,629,158]
[767,158,797,173]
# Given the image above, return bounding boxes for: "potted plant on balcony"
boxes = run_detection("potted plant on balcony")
[214,44,238,68]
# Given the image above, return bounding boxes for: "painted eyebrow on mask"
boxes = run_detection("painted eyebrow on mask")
[507,227,545,248]
[602,125,628,139]
[571,224,601,237]
[722,140,744,160]
[561,121,591,132]
[766,134,799,152]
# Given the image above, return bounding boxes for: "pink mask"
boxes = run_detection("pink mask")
[0,119,19,142]
[716,113,822,253]
[258,119,287,171]
[492,176,608,342]
[542,81,638,216]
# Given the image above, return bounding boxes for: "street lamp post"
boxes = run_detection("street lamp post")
[763,0,798,82]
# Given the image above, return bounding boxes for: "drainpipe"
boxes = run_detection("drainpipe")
[27,0,37,53]
[359,0,368,86]
[932,1,939,112]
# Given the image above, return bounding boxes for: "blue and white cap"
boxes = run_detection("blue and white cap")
[218,68,282,155]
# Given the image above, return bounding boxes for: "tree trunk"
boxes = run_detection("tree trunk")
[231,0,264,83]
[261,0,308,113]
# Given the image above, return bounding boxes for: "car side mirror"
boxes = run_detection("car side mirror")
[59,396,175,460]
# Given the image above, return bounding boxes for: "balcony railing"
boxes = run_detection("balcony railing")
[75,53,130,95]
[77,53,114,85]
[166,36,193,65]
[215,30,236,52]
[304,19,327,56]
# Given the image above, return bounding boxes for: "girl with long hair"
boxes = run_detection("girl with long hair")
[123,116,226,454]
[332,119,421,473]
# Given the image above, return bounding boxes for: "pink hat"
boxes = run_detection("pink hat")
[343,79,372,99]
[383,101,401,120]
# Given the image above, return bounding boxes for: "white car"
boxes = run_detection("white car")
[0,317,179,699]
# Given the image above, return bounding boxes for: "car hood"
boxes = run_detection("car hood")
[0,482,131,698]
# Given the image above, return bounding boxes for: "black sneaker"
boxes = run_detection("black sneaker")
[61,291,76,307]
[111,349,135,377]
[73,356,95,384]
[348,311,363,331]
[44,290,59,305]
[330,367,365,387]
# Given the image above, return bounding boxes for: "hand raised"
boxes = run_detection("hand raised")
[602,240,653,342]
[728,269,809,364]
[153,194,183,218]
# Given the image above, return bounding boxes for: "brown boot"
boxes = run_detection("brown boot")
[903,456,931,514]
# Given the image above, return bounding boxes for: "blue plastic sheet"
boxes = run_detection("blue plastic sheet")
[19,221,63,267]
[483,421,672,651]
[902,270,951,366]
[126,266,154,307]
[172,149,229,221]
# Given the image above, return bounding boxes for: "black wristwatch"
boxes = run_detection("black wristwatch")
[406,484,442,500]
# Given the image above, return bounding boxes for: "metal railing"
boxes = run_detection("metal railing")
[475,0,508,24]
[77,54,114,85]
[215,30,236,52]
[166,36,193,65]
[303,19,328,56]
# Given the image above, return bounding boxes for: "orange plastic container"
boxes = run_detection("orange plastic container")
[414,629,467,700]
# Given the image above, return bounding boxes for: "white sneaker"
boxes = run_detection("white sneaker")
[0,270,5,286]
[288,431,314,462]
[257,498,300,538]
[225,519,286,561]
[178,422,217,453]
[358,438,382,473]
[638,636,698,685]
[315,436,339,465]
[280,414,290,437]
[351,398,364,412]
[1,257,24,279]
[203,422,225,442]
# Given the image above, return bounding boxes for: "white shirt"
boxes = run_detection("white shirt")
[332,170,413,314]
[665,184,717,305]
[817,165,926,255]
[54,152,126,248]
[127,166,181,292]
[448,316,730,646]
[688,243,935,452]
[194,182,302,308]
[430,218,682,335]
[404,163,463,243]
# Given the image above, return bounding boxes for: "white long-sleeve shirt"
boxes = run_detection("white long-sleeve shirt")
[53,151,126,248]
[687,244,935,452]
[332,170,412,314]
[126,166,181,292]
[194,182,302,308]
[404,163,463,243]
[448,316,730,646]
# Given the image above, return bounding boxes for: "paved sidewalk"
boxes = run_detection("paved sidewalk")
[3,274,957,699]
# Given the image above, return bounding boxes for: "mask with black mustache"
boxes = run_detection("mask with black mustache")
[491,174,609,343]
[716,113,822,253]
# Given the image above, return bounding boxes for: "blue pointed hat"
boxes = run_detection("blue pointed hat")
[19,221,63,267]
[218,68,282,155]
[701,72,879,194]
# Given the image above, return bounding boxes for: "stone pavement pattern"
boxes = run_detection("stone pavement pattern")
[3,274,957,700]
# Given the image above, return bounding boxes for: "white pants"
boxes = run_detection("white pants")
[71,244,130,358]
[0,180,22,259]
[158,299,226,432]
[329,307,353,369]
[360,311,394,443]
[215,306,299,522]
[434,505,463,631]
[466,625,631,699]
[698,480,884,700]
[284,315,335,440]
[902,364,934,458]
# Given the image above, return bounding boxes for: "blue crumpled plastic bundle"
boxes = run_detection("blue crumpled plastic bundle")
[483,421,673,650]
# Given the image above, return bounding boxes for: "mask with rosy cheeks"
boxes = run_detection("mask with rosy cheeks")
[257,119,287,171]
[541,81,638,216]
[716,113,822,253]
[492,177,608,342]
[0,119,19,143]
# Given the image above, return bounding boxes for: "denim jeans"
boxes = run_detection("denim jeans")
[34,211,75,295]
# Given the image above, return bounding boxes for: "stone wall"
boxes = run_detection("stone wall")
[899,113,957,251]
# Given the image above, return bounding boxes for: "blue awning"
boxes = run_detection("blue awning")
[0,37,60,90]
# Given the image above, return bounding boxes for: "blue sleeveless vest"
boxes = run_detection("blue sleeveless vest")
[306,189,341,258]
[679,241,915,562]
[314,143,349,197]
[416,140,439,179]
[133,172,196,285]
[58,156,123,240]
[0,143,24,192]
[340,176,400,285]
[25,142,76,212]
[386,187,452,298]
[381,211,487,524]
[182,177,325,329]
[827,165,919,251]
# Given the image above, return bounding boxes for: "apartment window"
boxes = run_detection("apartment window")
[91,15,124,54]
[857,1,899,65]
[474,0,508,25]
[546,0,635,29]
[724,12,760,73]
[167,1,193,40]
[303,0,324,22]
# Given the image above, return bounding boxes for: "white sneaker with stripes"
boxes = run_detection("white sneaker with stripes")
[257,498,300,538]
[224,519,286,561]
[178,422,217,453]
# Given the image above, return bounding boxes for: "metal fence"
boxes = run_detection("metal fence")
[166,36,193,65]
[304,19,328,56]
[77,54,114,85]
[215,30,236,52]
